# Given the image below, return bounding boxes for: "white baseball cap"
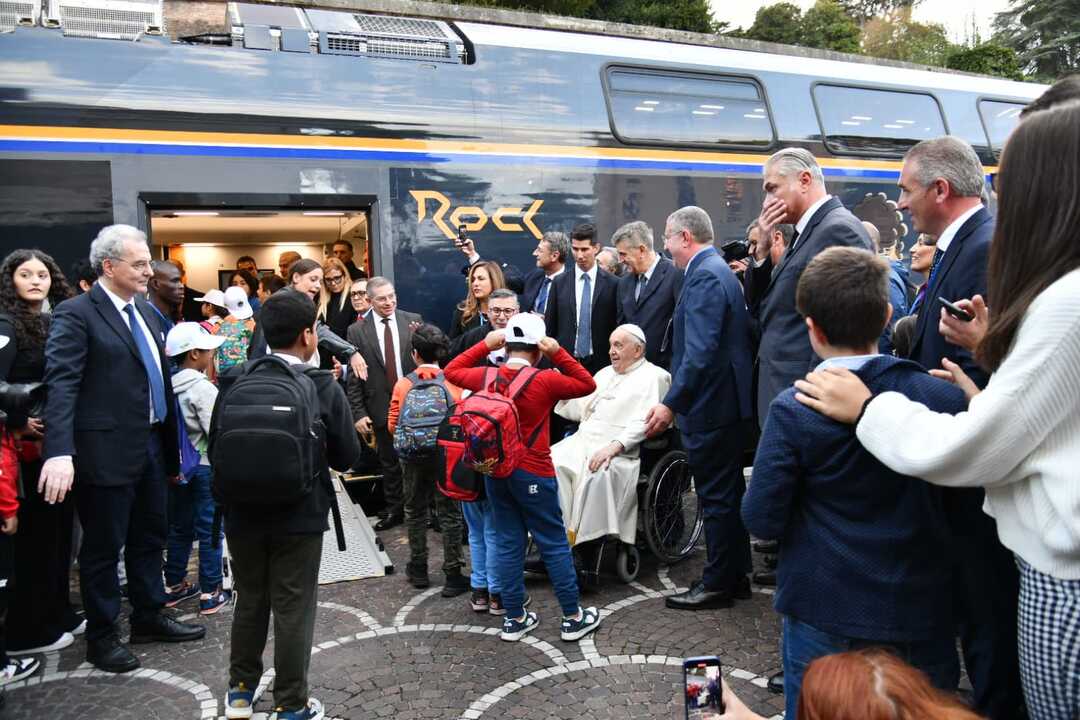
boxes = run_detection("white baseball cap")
[223,286,254,320]
[503,312,546,346]
[166,322,226,358]
[194,288,227,308]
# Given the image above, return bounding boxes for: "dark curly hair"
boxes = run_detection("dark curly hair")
[230,269,260,299]
[0,249,75,352]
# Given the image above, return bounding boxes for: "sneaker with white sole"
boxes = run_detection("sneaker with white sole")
[163,580,200,608]
[225,683,254,719]
[488,593,530,617]
[269,697,325,720]
[8,632,74,655]
[500,611,539,642]
[199,588,233,615]
[0,657,40,685]
[560,606,601,641]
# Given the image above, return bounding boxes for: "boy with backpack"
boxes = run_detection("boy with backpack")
[386,324,466,594]
[163,322,231,615]
[213,290,360,720]
[741,248,968,718]
[443,313,600,643]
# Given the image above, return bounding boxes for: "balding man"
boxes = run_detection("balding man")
[645,207,755,610]
[277,251,302,281]
[552,325,670,551]
[747,148,871,426]
[612,222,681,369]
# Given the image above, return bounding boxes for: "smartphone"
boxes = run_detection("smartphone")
[938,297,974,323]
[455,224,469,248]
[683,656,724,719]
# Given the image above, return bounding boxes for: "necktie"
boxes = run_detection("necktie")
[575,273,592,358]
[382,318,398,386]
[123,304,167,423]
[535,277,552,314]
[635,273,647,303]
[927,248,945,290]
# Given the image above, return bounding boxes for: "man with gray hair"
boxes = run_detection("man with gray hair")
[612,221,681,369]
[39,224,206,673]
[897,135,1023,720]
[643,206,755,610]
[746,147,871,426]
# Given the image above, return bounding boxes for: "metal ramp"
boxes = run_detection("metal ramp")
[318,473,393,585]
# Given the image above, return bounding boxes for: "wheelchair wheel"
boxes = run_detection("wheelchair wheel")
[615,543,640,584]
[642,450,703,564]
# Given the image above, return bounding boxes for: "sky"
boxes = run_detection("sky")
[708,0,1013,44]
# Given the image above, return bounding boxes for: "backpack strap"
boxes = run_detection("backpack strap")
[506,366,541,401]
[482,367,500,393]
[405,370,420,385]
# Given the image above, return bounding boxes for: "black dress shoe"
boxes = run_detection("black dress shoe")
[767,671,784,695]
[763,553,778,569]
[524,558,548,576]
[752,570,777,587]
[405,562,430,589]
[665,581,735,610]
[734,575,753,600]
[752,540,779,554]
[129,614,206,644]
[87,636,140,673]
[374,514,403,532]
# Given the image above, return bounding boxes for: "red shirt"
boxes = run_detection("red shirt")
[444,341,595,477]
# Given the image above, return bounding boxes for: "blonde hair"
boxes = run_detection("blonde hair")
[457,261,506,329]
[318,256,351,321]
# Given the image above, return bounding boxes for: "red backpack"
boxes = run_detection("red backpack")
[441,366,543,480]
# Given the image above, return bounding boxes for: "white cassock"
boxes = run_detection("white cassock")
[551,359,671,546]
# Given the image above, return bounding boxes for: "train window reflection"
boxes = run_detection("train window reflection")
[979,100,1025,159]
[813,84,946,157]
[605,68,774,148]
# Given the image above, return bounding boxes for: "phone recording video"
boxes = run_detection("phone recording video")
[455,224,469,248]
[684,656,724,719]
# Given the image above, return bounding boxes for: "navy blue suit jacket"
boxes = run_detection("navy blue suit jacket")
[616,256,682,369]
[743,355,967,642]
[909,207,992,389]
[42,283,179,486]
[663,246,753,433]
[543,266,618,371]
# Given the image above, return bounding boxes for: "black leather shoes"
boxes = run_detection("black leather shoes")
[734,575,753,600]
[752,540,779,554]
[752,570,777,587]
[405,562,430,589]
[665,581,736,610]
[87,636,140,673]
[375,513,403,532]
[129,614,206,644]
[767,671,784,695]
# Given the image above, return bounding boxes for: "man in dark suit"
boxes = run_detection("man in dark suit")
[897,136,1022,720]
[612,221,682,369]
[333,240,367,281]
[544,223,618,375]
[170,259,206,323]
[746,148,872,426]
[39,225,205,674]
[346,276,421,531]
[643,207,755,610]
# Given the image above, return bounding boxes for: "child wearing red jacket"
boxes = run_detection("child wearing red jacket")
[444,313,601,643]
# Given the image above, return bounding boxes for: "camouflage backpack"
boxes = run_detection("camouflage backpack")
[393,372,452,460]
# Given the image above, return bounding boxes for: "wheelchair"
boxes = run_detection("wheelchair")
[572,430,704,589]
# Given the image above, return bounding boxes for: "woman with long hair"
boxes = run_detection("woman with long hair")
[0,249,81,654]
[794,102,1080,720]
[450,260,506,339]
[229,268,261,313]
[318,257,352,339]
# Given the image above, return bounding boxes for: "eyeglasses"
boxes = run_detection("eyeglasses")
[349,291,367,298]
[110,257,152,272]
[325,274,345,284]
[489,307,517,317]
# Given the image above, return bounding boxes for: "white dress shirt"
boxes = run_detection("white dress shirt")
[795,195,833,240]
[375,311,404,380]
[102,282,163,423]
[636,254,661,298]
[935,204,982,256]
[574,264,598,316]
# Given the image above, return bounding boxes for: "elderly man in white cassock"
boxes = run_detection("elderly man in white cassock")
[551,324,671,547]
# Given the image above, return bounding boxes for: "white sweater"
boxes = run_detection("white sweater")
[858,268,1080,580]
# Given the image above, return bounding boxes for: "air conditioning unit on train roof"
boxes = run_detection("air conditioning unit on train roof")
[304,9,466,64]
[0,1,38,33]
[43,0,164,40]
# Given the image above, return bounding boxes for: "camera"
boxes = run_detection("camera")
[721,239,750,263]
[454,224,470,248]
[0,382,46,422]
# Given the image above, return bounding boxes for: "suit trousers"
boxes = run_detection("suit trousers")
[75,431,168,642]
[375,425,403,517]
[682,421,752,591]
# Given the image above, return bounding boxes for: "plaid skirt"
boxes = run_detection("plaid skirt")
[1017,557,1080,720]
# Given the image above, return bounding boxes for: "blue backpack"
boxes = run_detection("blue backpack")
[176,397,201,483]
[393,372,452,461]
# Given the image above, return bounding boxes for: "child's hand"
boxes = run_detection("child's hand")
[2,515,18,535]
[537,337,560,357]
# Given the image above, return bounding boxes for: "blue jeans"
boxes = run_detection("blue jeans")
[783,615,959,718]
[462,498,500,595]
[164,465,223,593]
[485,469,578,619]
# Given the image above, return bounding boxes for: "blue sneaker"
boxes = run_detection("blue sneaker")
[269,697,325,720]
[199,588,233,615]
[560,606,601,641]
[500,611,539,642]
[225,683,255,719]
[163,580,199,608]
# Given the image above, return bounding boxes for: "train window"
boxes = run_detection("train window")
[979,100,1025,158]
[813,84,946,156]
[605,68,774,148]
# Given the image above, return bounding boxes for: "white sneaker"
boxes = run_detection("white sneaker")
[71,619,87,636]
[8,632,74,655]
[0,657,41,685]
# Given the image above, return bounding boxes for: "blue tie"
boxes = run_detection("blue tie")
[123,304,167,423]
[635,273,647,303]
[927,248,945,291]
[575,273,592,357]
[535,277,551,314]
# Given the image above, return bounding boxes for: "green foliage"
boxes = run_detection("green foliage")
[861,8,956,66]
[946,43,1024,81]
[449,0,596,13]
[741,2,804,46]
[994,0,1080,82]
[802,0,862,54]
[837,0,921,26]
[588,0,723,34]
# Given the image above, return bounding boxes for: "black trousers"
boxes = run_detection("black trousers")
[75,432,168,642]
[374,425,403,517]
[7,457,78,650]
[682,421,753,591]
[0,533,12,666]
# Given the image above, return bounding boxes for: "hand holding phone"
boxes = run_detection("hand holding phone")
[938,297,974,323]
[684,656,724,719]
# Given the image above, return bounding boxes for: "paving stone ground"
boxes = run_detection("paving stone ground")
[2,501,785,720]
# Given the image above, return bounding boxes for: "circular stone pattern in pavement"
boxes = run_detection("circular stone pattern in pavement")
[7,674,201,720]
